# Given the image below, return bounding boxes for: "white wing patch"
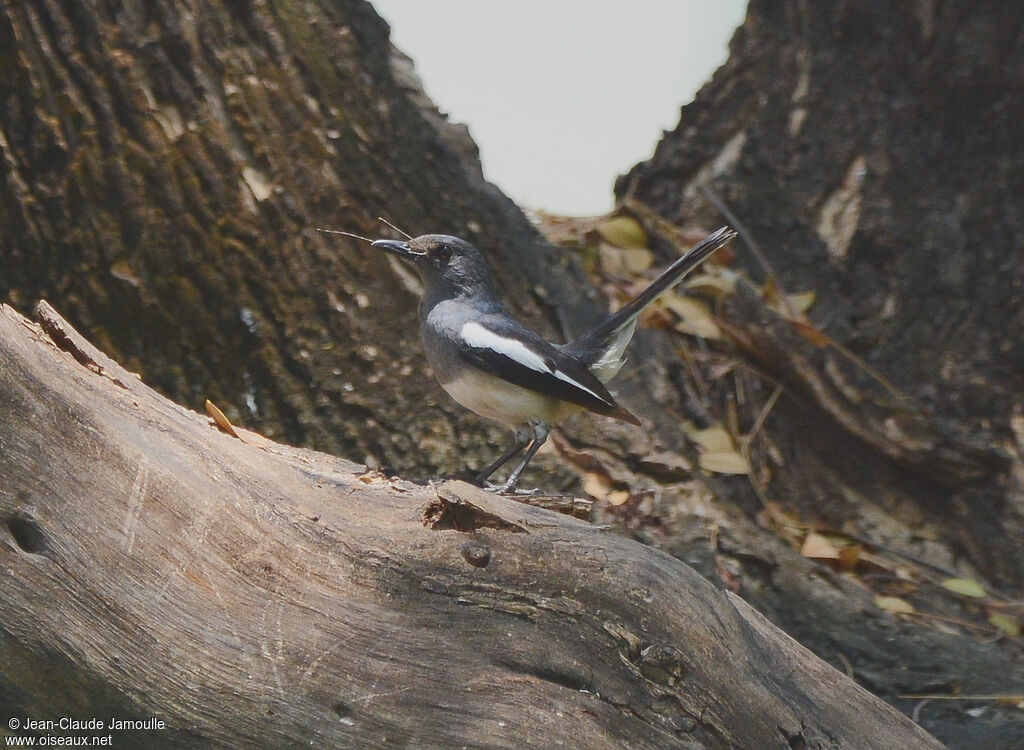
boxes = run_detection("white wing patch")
[461,321,548,372]
[459,321,608,404]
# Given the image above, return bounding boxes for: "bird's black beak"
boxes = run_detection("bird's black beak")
[371,239,424,260]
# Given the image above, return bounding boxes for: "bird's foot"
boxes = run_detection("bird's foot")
[505,487,550,497]
[478,479,521,494]
[478,480,564,498]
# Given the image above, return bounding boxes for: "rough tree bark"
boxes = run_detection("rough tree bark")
[0,0,592,480]
[0,303,945,748]
[1,0,1022,747]
[617,0,1024,589]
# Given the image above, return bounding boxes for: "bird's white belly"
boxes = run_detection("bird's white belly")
[441,369,578,427]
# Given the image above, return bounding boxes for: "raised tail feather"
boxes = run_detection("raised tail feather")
[563,226,736,381]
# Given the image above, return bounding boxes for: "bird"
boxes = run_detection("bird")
[355,225,736,493]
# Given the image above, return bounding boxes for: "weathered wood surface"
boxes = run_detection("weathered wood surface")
[0,303,944,748]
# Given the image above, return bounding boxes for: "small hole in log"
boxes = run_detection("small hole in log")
[6,511,48,554]
[461,541,491,568]
[331,701,355,725]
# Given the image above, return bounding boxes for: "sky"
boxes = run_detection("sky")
[372,1,748,216]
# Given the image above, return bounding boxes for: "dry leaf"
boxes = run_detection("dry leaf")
[582,472,630,505]
[205,399,238,438]
[678,317,722,341]
[874,595,915,615]
[786,291,816,314]
[660,292,722,340]
[940,577,986,599]
[582,472,612,501]
[544,228,583,246]
[698,451,750,475]
[801,531,840,560]
[763,282,816,317]
[233,426,270,448]
[761,276,783,307]
[837,543,862,571]
[988,613,1021,637]
[624,247,654,274]
[685,272,736,296]
[689,423,735,452]
[607,490,631,506]
[599,243,654,276]
[596,216,648,249]
[660,292,709,318]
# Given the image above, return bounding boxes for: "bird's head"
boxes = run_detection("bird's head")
[372,234,497,304]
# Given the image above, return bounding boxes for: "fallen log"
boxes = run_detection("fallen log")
[0,303,942,749]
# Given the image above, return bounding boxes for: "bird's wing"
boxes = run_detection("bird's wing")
[455,316,640,425]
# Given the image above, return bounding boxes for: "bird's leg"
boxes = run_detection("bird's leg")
[475,424,531,487]
[488,422,549,494]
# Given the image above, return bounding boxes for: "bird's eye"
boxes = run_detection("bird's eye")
[436,245,453,262]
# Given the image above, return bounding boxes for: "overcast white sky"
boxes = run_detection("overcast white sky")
[372,1,748,216]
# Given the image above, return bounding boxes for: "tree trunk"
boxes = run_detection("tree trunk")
[0,0,592,481]
[617,0,1024,589]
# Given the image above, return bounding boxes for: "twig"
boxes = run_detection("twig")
[836,652,855,679]
[673,342,712,411]
[900,693,1024,702]
[826,336,910,404]
[737,384,790,528]
[745,383,784,447]
[902,610,999,638]
[829,530,965,581]
[699,185,796,314]
[911,698,930,723]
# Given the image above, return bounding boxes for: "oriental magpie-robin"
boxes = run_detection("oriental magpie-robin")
[361,226,735,493]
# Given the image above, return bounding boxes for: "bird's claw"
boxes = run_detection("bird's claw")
[478,480,558,497]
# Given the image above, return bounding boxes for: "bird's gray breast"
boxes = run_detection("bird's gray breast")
[419,299,466,385]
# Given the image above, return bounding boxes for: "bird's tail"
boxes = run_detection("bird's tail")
[564,226,736,381]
